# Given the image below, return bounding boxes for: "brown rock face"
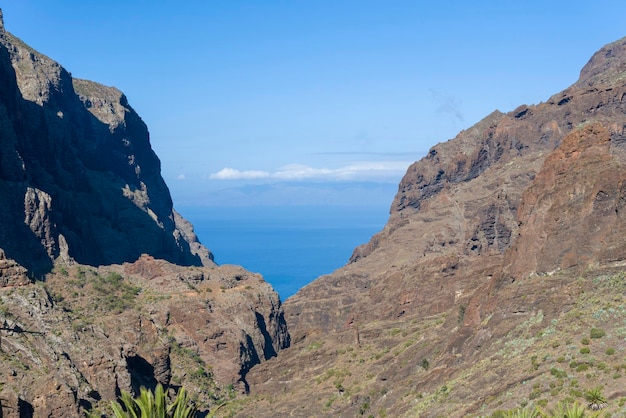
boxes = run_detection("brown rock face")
[0,12,212,277]
[242,37,626,417]
[505,123,626,278]
[0,248,29,287]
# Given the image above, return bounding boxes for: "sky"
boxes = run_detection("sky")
[3,1,626,208]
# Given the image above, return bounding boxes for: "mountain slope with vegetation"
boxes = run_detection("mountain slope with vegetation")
[241,36,626,417]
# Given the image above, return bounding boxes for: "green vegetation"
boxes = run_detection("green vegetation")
[546,401,592,417]
[103,384,197,418]
[458,304,466,324]
[589,328,605,339]
[584,387,607,410]
[54,268,142,315]
[494,401,601,417]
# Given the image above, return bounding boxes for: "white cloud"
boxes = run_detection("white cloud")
[273,164,333,180]
[209,167,271,180]
[209,161,411,181]
[176,173,186,180]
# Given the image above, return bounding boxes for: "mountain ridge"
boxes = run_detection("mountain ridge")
[241,35,626,417]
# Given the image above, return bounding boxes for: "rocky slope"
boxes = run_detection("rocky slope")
[240,37,626,416]
[0,11,289,417]
[0,257,289,417]
[0,10,211,277]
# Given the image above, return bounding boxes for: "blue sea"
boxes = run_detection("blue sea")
[177,206,389,300]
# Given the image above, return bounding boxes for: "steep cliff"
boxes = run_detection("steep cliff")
[0,12,212,277]
[0,11,290,417]
[243,37,626,416]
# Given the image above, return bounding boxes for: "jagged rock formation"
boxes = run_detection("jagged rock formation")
[0,11,212,277]
[242,37,626,416]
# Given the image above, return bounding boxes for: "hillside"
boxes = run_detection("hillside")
[240,37,626,417]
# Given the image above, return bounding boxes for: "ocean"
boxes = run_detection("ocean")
[177,205,389,300]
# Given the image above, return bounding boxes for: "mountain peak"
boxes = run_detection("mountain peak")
[576,36,626,87]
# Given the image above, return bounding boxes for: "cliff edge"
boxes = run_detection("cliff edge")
[0,11,213,277]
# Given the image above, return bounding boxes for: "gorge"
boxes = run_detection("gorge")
[2,8,626,417]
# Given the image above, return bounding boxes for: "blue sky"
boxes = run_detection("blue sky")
[4,1,626,207]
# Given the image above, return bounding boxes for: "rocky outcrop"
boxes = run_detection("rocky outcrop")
[0,258,289,417]
[504,123,626,279]
[0,11,212,277]
[0,248,29,287]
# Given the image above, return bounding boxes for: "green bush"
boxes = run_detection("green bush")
[549,367,567,378]
[575,363,589,372]
[579,347,590,354]
[590,327,606,339]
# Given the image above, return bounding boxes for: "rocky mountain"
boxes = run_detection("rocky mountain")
[0,9,212,277]
[4,6,626,417]
[239,37,626,416]
[0,11,289,417]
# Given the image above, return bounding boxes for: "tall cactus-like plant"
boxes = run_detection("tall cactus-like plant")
[109,384,197,418]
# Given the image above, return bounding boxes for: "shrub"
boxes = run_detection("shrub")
[605,347,616,355]
[569,388,583,398]
[550,367,567,378]
[458,305,466,324]
[584,386,607,410]
[590,327,606,339]
[579,347,590,354]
